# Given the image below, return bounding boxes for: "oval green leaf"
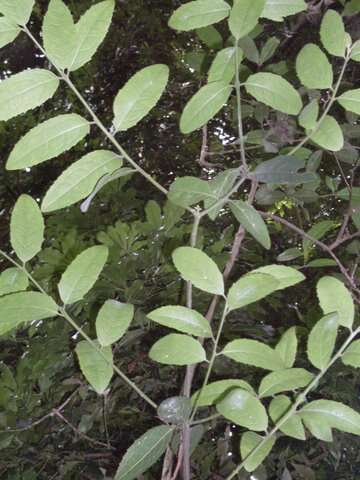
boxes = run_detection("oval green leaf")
[191,379,255,407]
[96,300,134,347]
[299,99,319,130]
[75,339,113,394]
[222,339,286,371]
[320,10,347,57]
[149,333,206,365]
[0,0,34,25]
[260,0,306,22]
[252,265,305,290]
[300,400,360,435]
[0,17,20,48]
[227,273,279,311]
[208,47,242,84]
[240,432,276,472]
[148,305,212,338]
[296,43,333,89]
[317,276,354,328]
[169,0,231,31]
[308,115,344,152]
[275,327,297,368]
[228,0,266,40]
[259,368,313,398]
[342,340,360,368]
[230,200,271,250]
[269,395,306,440]
[337,89,360,115]
[0,268,29,297]
[307,313,338,370]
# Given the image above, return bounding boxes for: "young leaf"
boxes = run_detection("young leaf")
[260,0,306,22]
[269,395,306,440]
[168,0,231,31]
[320,10,347,57]
[158,396,192,425]
[230,200,271,250]
[252,155,317,184]
[258,368,313,398]
[41,151,123,212]
[252,265,305,290]
[240,432,276,472]
[245,72,302,115]
[168,176,212,208]
[216,388,268,431]
[115,425,174,480]
[307,313,338,370]
[10,195,44,263]
[308,115,344,152]
[0,18,20,49]
[0,292,58,336]
[75,340,113,394]
[113,64,169,131]
[58,245,109,305]
[228,0,266,40]
[275,327,297,368]
[0,0,34,25]
[222,339,286,371]
[147,305,212,338]
[6,114,90,170]
[227,273,279,311]
[337,89,360,115]
[299,100,319,130]
[0,69,59,121]
[208,47,242,84]
[303,220,337,262]
[149,333,206,365]
[0,268,28,297]
[96,300,134,347]
[317,276,354,328]
[191,379,255,407]
[296,44,333,89]
[300,400,360,435]
[342,340,360,368]
[180,81,233,134]
[172,247,224,295]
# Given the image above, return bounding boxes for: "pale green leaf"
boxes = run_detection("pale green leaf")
[0,17,20,49]
[261,0,306,21]
[317,276,354,328]
[216,388,268,431]
[58,245,109,305]
[230,200,271,249]
[7,114,90,170]
[0,268,28,297]
[252,155,317,184]
[245,72,302,115]
[351,40,360,62]
[148,305,212,338]
[96,300,134,347]
[222,339,286,371]
[0,0,34,25]
[251,265,305,290]
[168,176,212,208]
[169,0,231,31]
[149,333,206,365]
[10,195,44,263]
[337,89,360,115]
[303,220,337,262]
[113,64,169,131]
[307,313,338,370]
[191,379,255,407]
[0,292,58,336]
[227,273,279,311]
[75,340,113,394]
[259,368,313,397]
[204,169,239,220]
[208,47,242,83]
[275,327,297,368]
[115,425,174,480]
[269,395,306,440]
[172,247,224,295]
[240,432,276,472]
[228,0,266,40]
[180,81,233,134]
[0,69,59,121]
[41,150,122,212]
[320,10,347,57]
[299,100,319,130]
[296,43,333,89]
[300,400,360,435]
[308,115,344,152]
[342,340,360,368]
[302,414,333,442]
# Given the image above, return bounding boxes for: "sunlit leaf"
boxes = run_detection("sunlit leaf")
[228,0,266,40]
[308,115,344,152]
[342,340,360,368]
[240,432,276,472]
[275,327,297,368]
[307,313,338,370]
[300,400,360,435]
[320,10,347,57]
[261,0,306,22]
[149,334,206,365]
[169,0,231,31]
[299,100,319,130]
[317,276,354,328]
[76,340,113,394]
[230,200,271,249]
[337,89,360,115]
[296,43,333,89]
[0,0,34,25]
[96,300,134,347]
[259,368,313,397]
[191,379,255,407]
[269,395,305,440]
[222,339,286,371]
[252,265,305,290]
[148,305,212,338]
[0,17,20,49]
[0,268,28,297]
[168,177,212,208]
[208,47,242,83]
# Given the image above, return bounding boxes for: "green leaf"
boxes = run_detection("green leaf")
[96,300,134,347]
[259,368,313,398]
[342,340,360,368]
[317,276,354,328]
[0,69,59,121]
[58,245,109,305]
[351,40,360,62]
[227,273,279,311]
[75,340,113,394]
[299,100,319,130]
[168,176,212,208]
[336,187,360,203]
[7,114,90,170]
[0,0,34,25]
[296,44,333,89]
[308,115,344,152]
[269,395,306,440]
[0,17,20,49]
[306,259,337,268]
[337,89,360,115]
[228,0,266,40]
[216,388,268,431]
[41,150,122,212]
[204,169,239,220]
[180,81,233,134]
[230,200,271,249]
[301,414,333,442]
[0,268,28,297]
[240,432,276,472]
[191,379,255,407]
[259,36,280,65]
[113,64,169,131]
[261,0,306,21]
[196,26,223,49]
[115,425,174,480]
[0,292,58,336]
[10,195,44,263]
[222,339,286,371]
[245,72,302,115]
[277,247,303,262]
[172,247,224,295]
[307,313,338,370]
[149,333,206,365]
[251,265,305,290]
[208,47,242,84]
[69,0,114,71]
[275,327,297,368]
[252,155,317,184]
[158,396,192,425]
[303,220,337,262]
[169,0,231,31]
[300,400,360,435]
[320,10,347,57]
[148,305,212,338]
